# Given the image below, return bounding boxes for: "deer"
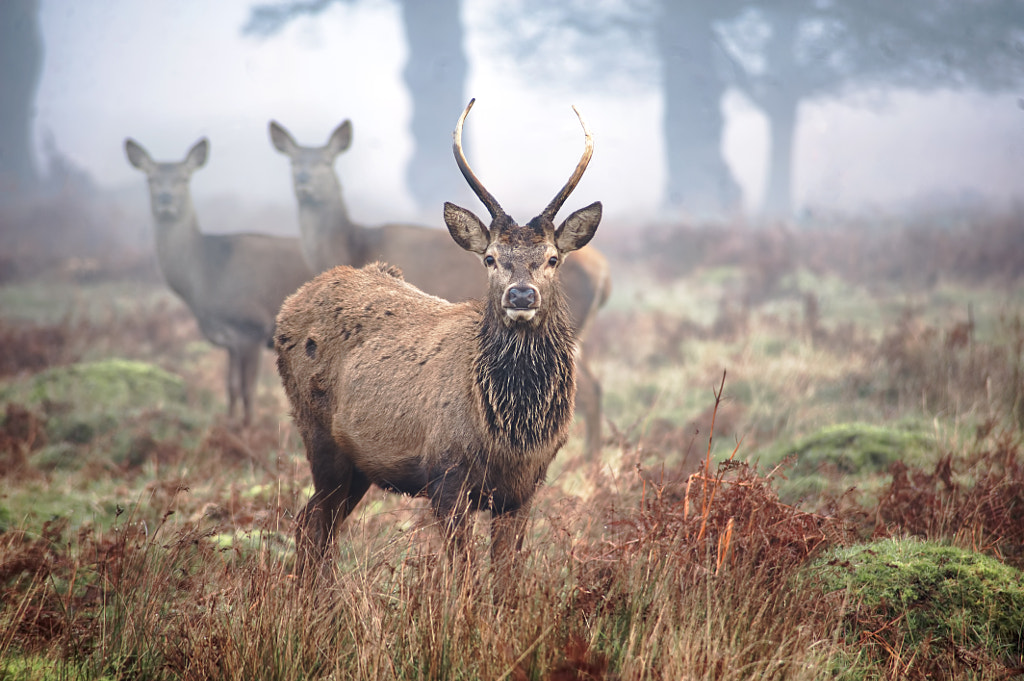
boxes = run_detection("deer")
[269,116,610,459]
[274,99,602,598]
[125,137,313,427]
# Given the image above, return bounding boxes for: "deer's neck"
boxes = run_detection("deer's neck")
[152,202,203,302]
[297,175,360,271]
[474,295,577,454]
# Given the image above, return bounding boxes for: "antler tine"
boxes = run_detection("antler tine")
[453,98,505,219]
[541,105,594,221]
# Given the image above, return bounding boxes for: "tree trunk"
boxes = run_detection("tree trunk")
[655,1,741,219]
[0,0,43,196]
[752,7,802,218]
[762,95,798,216]
[399,0,470,215]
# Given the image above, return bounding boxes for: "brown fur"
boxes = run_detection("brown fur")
[270,118,610,458]
[125,137,312,426]
[275,101,602,596]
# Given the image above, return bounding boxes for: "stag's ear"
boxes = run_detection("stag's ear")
[326,120,352,158]
[444,202,490,254]
[269,121,298,155]
[555,201,601,253]
[124,138,155,172]
[184,138,209,171]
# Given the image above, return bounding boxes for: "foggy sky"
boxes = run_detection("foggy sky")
[33,0,1024,234]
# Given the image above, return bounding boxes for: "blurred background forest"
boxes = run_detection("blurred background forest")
[1,0,1023,272]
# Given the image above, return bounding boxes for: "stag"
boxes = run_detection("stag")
[125,137,312,426]
[269,117,609,459]
[275,100,601,595]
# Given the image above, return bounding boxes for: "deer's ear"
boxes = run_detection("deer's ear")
[269,121,298,155]
[555,201,601,253]
[326,120,352,157]
[185,138,209,170]
[444,202,490,254]
[124,138,154,172]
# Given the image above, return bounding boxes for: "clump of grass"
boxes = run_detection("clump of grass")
[874,429,1024,569]
[756,421,936,507]
[565,374,857,678]
[1,358,202,472]
[809,538,1024,680]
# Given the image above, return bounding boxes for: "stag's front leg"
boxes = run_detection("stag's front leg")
[431,492,474,564]
[490,500,532,605]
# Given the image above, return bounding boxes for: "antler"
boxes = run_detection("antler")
[453,98,505,219]
[541,105,594,221]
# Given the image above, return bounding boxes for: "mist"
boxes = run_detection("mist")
[14,0,1023,240]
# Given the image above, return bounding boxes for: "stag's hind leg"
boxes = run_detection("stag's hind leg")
[295,428,370,580]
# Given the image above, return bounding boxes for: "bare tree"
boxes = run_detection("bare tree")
[718,0,1024,215]
[488,0,744,219]
[0,0,44,196]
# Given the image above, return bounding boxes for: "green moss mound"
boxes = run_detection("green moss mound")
[26,358,186,410]
[813,538,1024,669]
[2,358,198,469]
[776,422,934,475]
[759,422,935,504]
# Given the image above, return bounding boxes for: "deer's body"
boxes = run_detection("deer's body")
[277,262,573,518]
[276,100,602,595]
[270,119,610,457]
[125,138,312,425]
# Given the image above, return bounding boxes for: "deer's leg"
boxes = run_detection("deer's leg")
[490,500,532,605]
[295,429,368,580]
[428,469,476,567]
[225,347,242,422]
[237,342,263,427]
[575,351,603,459]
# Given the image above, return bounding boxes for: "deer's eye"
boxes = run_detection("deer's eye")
[548,256,559,267]
[484,255,496,267]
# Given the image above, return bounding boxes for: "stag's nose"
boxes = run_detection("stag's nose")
[507,286,536,309]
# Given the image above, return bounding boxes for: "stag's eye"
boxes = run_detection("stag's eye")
[548,256,559,267]
[484,255,496,267]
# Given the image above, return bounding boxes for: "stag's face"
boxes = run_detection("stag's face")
[269,120,351,206]
[444,99,602,328]
[125,138,207,221]
[481,217,562,324]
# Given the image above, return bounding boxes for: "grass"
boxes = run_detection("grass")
[2,210,1024,679]
[811,538,1024,678]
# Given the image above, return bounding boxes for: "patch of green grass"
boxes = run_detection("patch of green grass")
[2,358,206,469]
[811,538,1024,674]
[0,655,95,681]
[754,422,936,505]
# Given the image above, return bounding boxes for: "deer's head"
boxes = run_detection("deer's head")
[443,100,602,328]
[269,120,351,206]
[125,138,208,221]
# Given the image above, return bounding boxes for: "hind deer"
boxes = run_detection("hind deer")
[269,117,609,459]
[125,137,312,426]
[275,99,601,598]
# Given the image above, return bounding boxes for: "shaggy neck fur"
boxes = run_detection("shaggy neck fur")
[474,291,577,452]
